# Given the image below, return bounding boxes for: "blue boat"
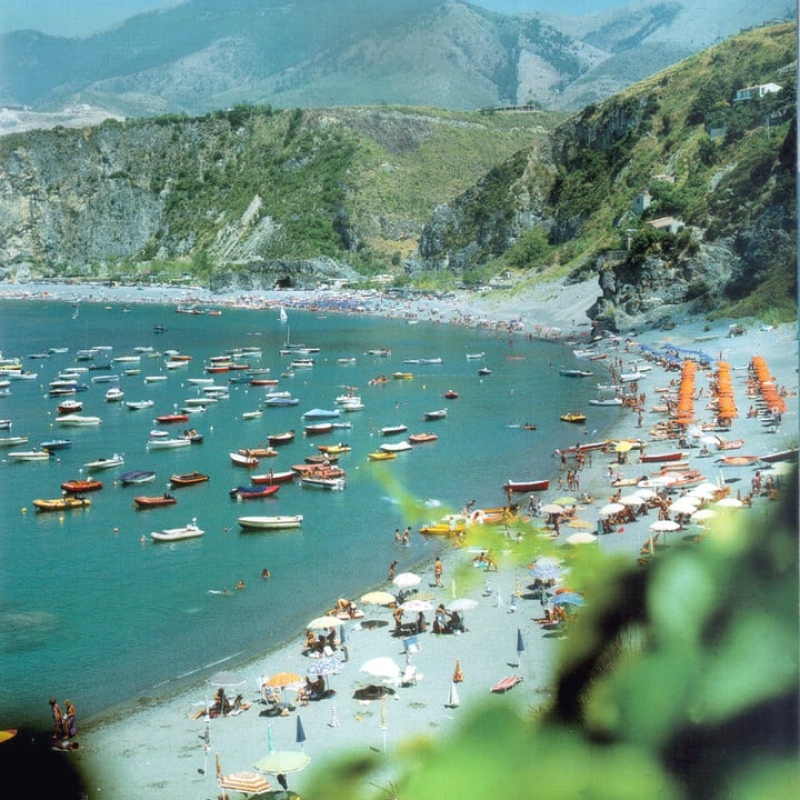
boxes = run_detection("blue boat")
[41,438,72,451]
[120,470,157,485]
[301,408,341,419]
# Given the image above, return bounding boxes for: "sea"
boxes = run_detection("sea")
[0,298,613,726]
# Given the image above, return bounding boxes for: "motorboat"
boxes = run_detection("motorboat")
[478,367,492,376]
[466,352,485,360]
[559,368,593,378]
[57,400,83,414]
[41,438,72,452]
[341,400,364,411]
[84,453,125,470]
[304,422,334,435]
[151,519,204,542]
[237,515,303,531]
[267,431,295,446]
[408,432,438,444]
[56,414,102,426]
[8,449,51,461]
[367,450,397,461]
[61,479,103,493]
[0,436,29,447]
[126,399,155,411]
[169,471,210,487]
[229,484,281,500]
[301,476,346,490]
[148,438,192,450]
[317,443,351,455]
[155,413,189,424]
[392,372,413,380]
[264,396,299,407]
[420,514,467,536]
[502,478,550,493]
[104,387,125,402]
[143,375,168,383]
[242,410,264,420]
[33,496,92,512]
[560,412,586,424]
[301,408,340,420]
[444,390,459,399]
[120,470,157,485]
[589,397,623,406]
[230,452,259,467]
[134,494,177,509]
[380,424,408,436]
[639,450,686,463]
[423,409,447,421]
[379,441,413,453]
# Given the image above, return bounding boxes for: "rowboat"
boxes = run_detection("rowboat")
[250,470,296,484]
[56,414,102,426]
[291,464,346,478]
[380,425,408,436]
[238,447,278,459]
[639,450,685,463]
[148,438,192,450]
[151,519,204,542]
[502,478,550,493]
[61,479,103,493]
[560,412,586,424]
[120,470,157,485]
[408,432,438,444]
[134,494,177,509]
[169,471,210,487]
[368,450,396,461]
[238,515,303,531]
[8,449,51,461]
[229,484,281,500]
[758,448,799,463]
[716,455,761,467]
[716,438,745,451]
[33,497,91,512]
[301,476,346,490]
[423,409,447,421]
[84,453,125,470]
[230,452,259,467]
[268,431,295,446]
[304,422,333,435]
[317,443,351,455]
[303,454,340,465]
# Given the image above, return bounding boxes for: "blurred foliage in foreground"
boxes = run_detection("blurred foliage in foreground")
[305,473,798,799]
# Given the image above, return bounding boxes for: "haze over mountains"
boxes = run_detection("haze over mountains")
[0,0,792,120]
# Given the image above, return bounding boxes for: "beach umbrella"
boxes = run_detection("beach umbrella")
[634,488,658,500]
[528,563,563,581]
[446,682,461,709]
[307,615,344,630]
[541,503,565,515]
[217,770,272,796]
[295,716,306,751]
[554,496,577,506]
[599,502,625,517]
[206,670,245,688]
[650,520,681,532]
[618,494,643,506]
[447,598,478,613]
[691,508,718,522]
[516,628,525,667]
[716,497,744,508]
[360,590,396,606]
[392,572,421,590]
[360,657,401,680]
[567,531,598,545]
[669,497,700,515]
[552,592,586,607]
[264,672,304,690]
[399,599,434,612]
[253,750,311,776]
[306,655,341,692]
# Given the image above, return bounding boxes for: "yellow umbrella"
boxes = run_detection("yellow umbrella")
[614,441,634,453]
[265,672,304,689]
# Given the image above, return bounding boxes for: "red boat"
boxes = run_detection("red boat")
[61,479,103,494]
[409,432,438,444]
[502,478,550,493]
[229,484,280,500]
[156,413,189,424]
[249,378,279,386]
[444,390,459,399]
[134,494,177,509]
[304,423,333,435]
[251,470,297,485]
[57,400,83,414]
[268,431,295,446]
[639,450,685,463]
[169,471,210,487]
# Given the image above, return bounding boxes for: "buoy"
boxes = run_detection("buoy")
[21,507,27,514]
[113,527,119,533]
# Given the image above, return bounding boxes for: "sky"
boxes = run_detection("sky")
[0,1,626,37]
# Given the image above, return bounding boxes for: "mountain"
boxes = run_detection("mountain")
[0,0,793,119]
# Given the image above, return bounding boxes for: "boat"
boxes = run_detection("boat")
[290,359,315,369]
[148,438,192,450]
[502,478,550,493]
[639,450,686,463]
[444,390,459,399]
[408,432,438,444]
[758,448,799,463]
[229,484,281,500]
[84,454,125,470]
[169,472,210,487]
[238,515,303,531]
[366,348,391,357]
[104,387,125,402]
[342,400,365,412]
[250,470,297,484]
[559,368,593,378]
[0,436,29,447]
[560,412,587,424]
[380,424,408,436]
[419,514,468,536]
[126,399,155,410]
[302,408,340,420]
[417,357,440,365]
[57,400,83,414]
[151,519,204,542]
[32,496,92,512]
[716,455,761,467]
[230,452,259,468]
[56,414,102,426]
[41,438,72,451]
[120,470,157,485]
[238,446,278,459]
[268,431,295,446]
[478,367,492,376]
[292,463,346,478]
[423,409,447,421]
[380,441,413,453]
[249,378,278,387]
[8,449,51,461]
[144,375,168,383]
[619,371,647,383]
[466,352,485,360]
[304,453,339,465]
[179,430,204,444]
[368,450,397,461]
[317,443,351,455]
[241,410,264,420]
[301,476,346,490]
[133,494,177,509]
[716,438,745,451]
[392,372,413,380]
[264,396,300,407]
[589,397,623,406]
[155,413,189,424]
[61,479,103,493]
[304,422,334,435]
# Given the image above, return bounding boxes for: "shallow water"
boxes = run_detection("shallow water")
[0,299,612,723]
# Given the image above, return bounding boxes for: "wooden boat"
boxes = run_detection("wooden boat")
[230,452,259,467]
[33,496,91,512]
[716,455,761,467]
[639,450,685,463]
[302,408,340,420]
[716,438,745,451]
[170,471,209,487]
[134,494,177,509]
[229,484,281,500]
[408,432,438,444]
[155,413,189,424]
[251,470,296,484]
[238,515,303,531]
[423,409,447,421]
[317,443,351,455]
[239,447,278,459]
[304,422,334,435]
[120,470,156,485]
[151,519,204,542]
[292,464,346,478]
[148,437,192,450]
[380,441,413,453]
[553,440,611,456]
[380,425,408,436]
[268,431,295,446]
[61,479,103,493]
[301,476,346,490]
[41,438,72,451]
[56,414,102,426]
[560,412,586,424]
[8,449,51,461]
[502,478,550,493]
[84,453,125,470]
[304,453,339,465]
[444,390,459,399]
[368,450,396,461]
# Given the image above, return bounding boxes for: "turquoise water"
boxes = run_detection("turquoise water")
[0,299,610,725]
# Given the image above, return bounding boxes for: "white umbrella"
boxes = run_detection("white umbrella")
[567,531,598,545]
[650,520,681,532]
[669,497,700,515]
[400,599,434,612]
[360,657,402,680]
[446,598,478,612]
[618,495,643,506]
[307,615,344,630]
[599,502,625,517]
[541,503,566,515]
[690,508,718,521]
[392,572,421,590]
[633,488,658,500]
[689,486,717,500]
[716,497,744,508]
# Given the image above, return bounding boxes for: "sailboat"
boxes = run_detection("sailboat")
[279,306,288,323]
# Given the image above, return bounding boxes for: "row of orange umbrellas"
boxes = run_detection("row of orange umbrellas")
[712,361,738,421]
[672,360,698,426]
[750,356,786,413]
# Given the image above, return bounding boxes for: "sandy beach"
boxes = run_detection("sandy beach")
[2,277,797,799]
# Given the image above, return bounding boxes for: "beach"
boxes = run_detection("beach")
[2,277,797,799]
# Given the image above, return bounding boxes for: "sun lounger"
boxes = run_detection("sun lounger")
[491,676,523,693]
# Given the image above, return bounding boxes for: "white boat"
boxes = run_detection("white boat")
[302,408,341,419]
[105,387,125,402]
[301,476,346,490]
[230,452,259,467]
[620,371,647,383]
[151,518,204,542]
[8,449,51,461]
[466,352,485,359]
[186,377,215,386]
[589,397,623,406]
[144,375,168,383]
[148,438,192,450]
[380,424,408,436]
[56,414,102,426]
[242,410,264,420]
[113,355,141,364]
[237,515,303,531]
[380,441,413,453]
[126,399,155,410]
[341,401,364,411]
[84,453,125,470]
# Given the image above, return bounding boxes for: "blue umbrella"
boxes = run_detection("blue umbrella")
[296,715,307,751]
[516,628,525,667]
[552,592,586,607]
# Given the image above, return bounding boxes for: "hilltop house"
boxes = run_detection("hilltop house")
[733,83,782,102]
[647,216,684,235]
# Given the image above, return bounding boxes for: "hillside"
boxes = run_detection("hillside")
[0,0,792,119]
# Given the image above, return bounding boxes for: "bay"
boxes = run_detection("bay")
[0,298,609,723]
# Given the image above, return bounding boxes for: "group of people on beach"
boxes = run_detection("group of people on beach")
[49,698,77,744]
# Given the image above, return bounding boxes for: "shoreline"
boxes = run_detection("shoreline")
[2,279,797,799]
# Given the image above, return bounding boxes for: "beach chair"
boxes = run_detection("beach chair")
[402,635,422,654]
[400,664,422,687]
[491,676,523,693]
